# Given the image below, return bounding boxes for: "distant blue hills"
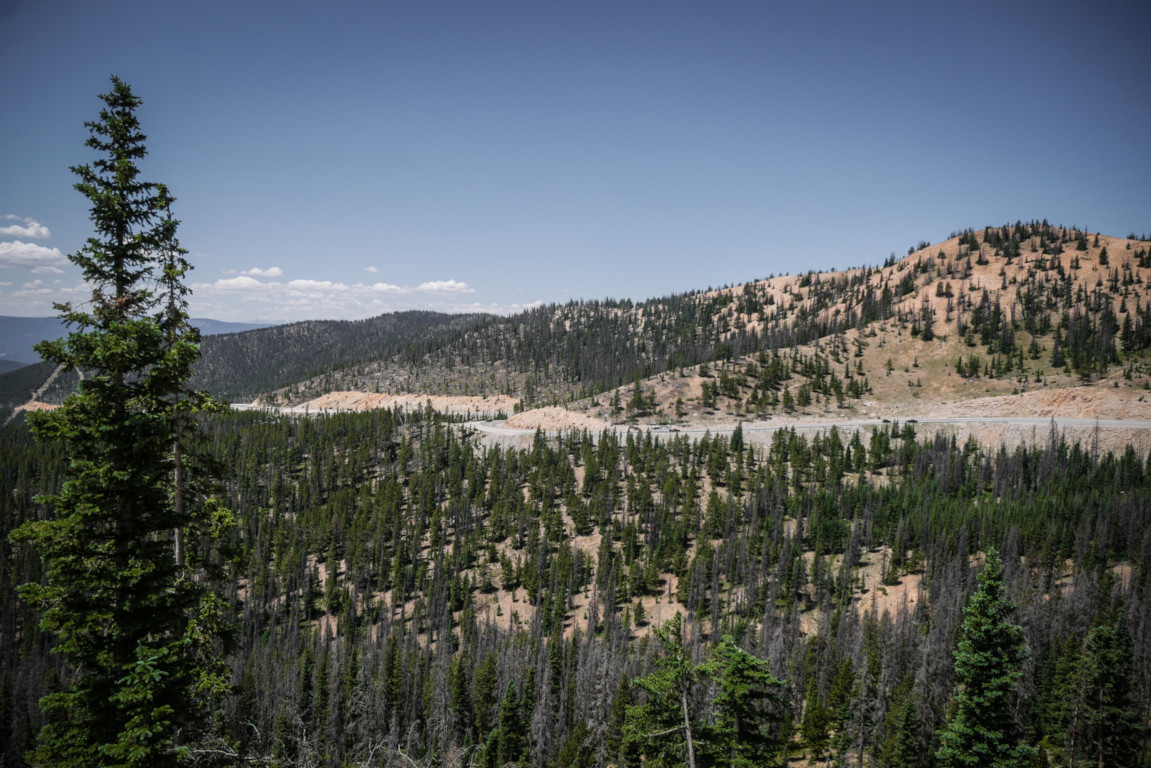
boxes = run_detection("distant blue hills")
[0,316,275,368]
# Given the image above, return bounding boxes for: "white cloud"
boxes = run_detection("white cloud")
[369,282,405,293]
[213,275,264,290]
[416,279,475,294]
[0,216,51,239]
[285,279,339,291]
[364,266,379,273]
[0,278,86,315]
[0,240,68,270]
[239,266,283,278]
[186,274,491,321]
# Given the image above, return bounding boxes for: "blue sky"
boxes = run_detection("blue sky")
[2,0,1148,322]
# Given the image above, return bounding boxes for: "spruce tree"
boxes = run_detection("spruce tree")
[936,548,1035,768]
[881,693,925,768]
[495,681,524,766]
[11,76,231,768]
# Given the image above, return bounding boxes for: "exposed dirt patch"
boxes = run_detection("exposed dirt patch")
[284,390,519,416]
[14,400,58,413]
[505,406,611,432]
[852,548,924,620]
[927,386,1151,420]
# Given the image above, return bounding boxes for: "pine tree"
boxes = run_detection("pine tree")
[496,681,524,766]
[881,692,925,768]
[10,76,231,768]
[935,548,1035,768]
[801,681,830,763]
[604,676,631,764]
[472,652,499,736]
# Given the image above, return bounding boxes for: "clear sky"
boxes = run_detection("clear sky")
[2,0,1148,323]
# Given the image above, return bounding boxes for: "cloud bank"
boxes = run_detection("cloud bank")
[0,247,531,322]
[416,279,474,294]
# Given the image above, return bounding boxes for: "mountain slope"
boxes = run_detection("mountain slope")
[3,222,1151,767]
[278,223,1151,424]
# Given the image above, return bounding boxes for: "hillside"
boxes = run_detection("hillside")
[0,317,275,422]
[12,221,1148,421]
[272,223,1151,451]
[191,310,491,401]
[7,397,1150,766]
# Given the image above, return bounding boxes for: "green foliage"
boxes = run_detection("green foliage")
[496,681,525,766]
[5,356,1151,766]
[880,685,926,768]
[555,721,596,768]
[801,681,830,761]
[624,614,698,768]
[698,636,785,768]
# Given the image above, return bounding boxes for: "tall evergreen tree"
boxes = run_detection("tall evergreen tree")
[10,77,231,768]
[936,548,1035,768]
[496,681,524,766]
[880,691,925,768]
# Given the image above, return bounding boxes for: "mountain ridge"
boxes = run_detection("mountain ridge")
[0,315,276,367]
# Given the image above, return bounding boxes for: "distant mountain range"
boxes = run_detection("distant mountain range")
[0,316,275,368]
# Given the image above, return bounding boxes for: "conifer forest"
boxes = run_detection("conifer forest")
[5,405,1151,767]
[3,79,1151,768]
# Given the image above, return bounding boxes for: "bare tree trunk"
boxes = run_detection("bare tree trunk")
[174,433,184,566]
[681,690,696,768]
[163,200,186,568]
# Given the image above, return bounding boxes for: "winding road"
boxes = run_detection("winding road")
[464,415,1151,441]
[229,402,1151,452]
